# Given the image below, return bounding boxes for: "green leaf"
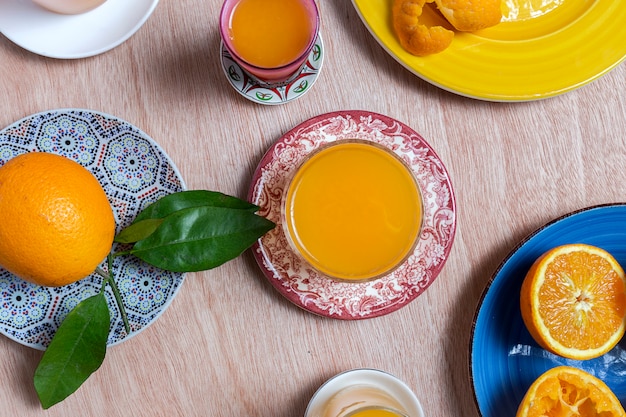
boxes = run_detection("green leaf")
[34,292,110,409]
[114,218,164,243]
[133,190,259,223]
[129,205,275,272]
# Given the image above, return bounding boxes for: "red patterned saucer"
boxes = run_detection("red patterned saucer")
[247,111,456,319]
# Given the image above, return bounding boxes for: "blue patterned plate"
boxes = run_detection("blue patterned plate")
[0,109,186,350]
[470,204,626,416]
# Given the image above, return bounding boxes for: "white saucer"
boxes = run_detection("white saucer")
[220,33,324,105]
[305,369,425,417]
[0,0,159,59]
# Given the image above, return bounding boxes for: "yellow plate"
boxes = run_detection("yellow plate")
[351,0,626,101]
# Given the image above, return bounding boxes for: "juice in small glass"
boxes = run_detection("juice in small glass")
[283,140,422,282]
[322,385,409,417]
[344,409,406,417]
[219,0,320,84]
[305,369,424,417]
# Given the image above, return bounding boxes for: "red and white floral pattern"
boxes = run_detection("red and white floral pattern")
[248,111,456,319]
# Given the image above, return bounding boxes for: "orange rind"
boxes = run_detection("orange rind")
[516,366,626,417]
[433,0,502,32]
[392,0,454,57]
[0,152,115,287]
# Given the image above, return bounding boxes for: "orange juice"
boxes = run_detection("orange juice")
[228,0,316,68]
[347,409,405,417]
[320,383,411,417]
[284,141,422,281]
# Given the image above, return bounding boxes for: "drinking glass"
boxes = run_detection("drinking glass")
[219,0,320,85]
[305,369,425,417]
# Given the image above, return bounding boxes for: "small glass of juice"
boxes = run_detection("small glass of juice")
[282,140,423,282]
[219,0,320,85]
[305,369,424,417]
[323,387,409,417]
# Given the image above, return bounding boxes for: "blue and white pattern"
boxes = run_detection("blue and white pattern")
[0,109,186,350]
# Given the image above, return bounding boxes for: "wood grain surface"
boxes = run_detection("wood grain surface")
[0,1,625,416]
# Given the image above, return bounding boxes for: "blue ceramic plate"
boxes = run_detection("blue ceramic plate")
[0,109,186,350]
[470,204,626,416]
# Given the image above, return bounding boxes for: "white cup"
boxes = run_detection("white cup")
[31,0,107,14]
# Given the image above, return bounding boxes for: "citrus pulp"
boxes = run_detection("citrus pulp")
[520,243,626,360]
[516,366,625,417]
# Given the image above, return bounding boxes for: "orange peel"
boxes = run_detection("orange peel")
[516,366,626,417]
[433,0,502,32]
[0,152,115,287]
[392,0,454,57]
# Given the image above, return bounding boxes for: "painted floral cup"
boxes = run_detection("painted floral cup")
[219,0,320,85]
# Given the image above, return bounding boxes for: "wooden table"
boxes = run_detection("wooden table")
[0,1,624,416]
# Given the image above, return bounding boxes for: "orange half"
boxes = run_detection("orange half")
[520,244,626,360]
[516,366,625,417]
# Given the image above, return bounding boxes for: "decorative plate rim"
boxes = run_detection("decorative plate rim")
[469,203,626,416]
[247,110,456,320]
[0,0,159,59]
[0,108,186,350]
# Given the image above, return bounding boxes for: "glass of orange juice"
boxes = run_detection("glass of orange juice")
[219,0,320,85]
[305,369,424,417]
[282,140,423,282]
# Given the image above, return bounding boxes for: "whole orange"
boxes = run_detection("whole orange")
[0,152,115,287]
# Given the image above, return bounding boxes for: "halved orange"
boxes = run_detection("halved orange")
[516,366,625,417]
[520,244,626,360]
